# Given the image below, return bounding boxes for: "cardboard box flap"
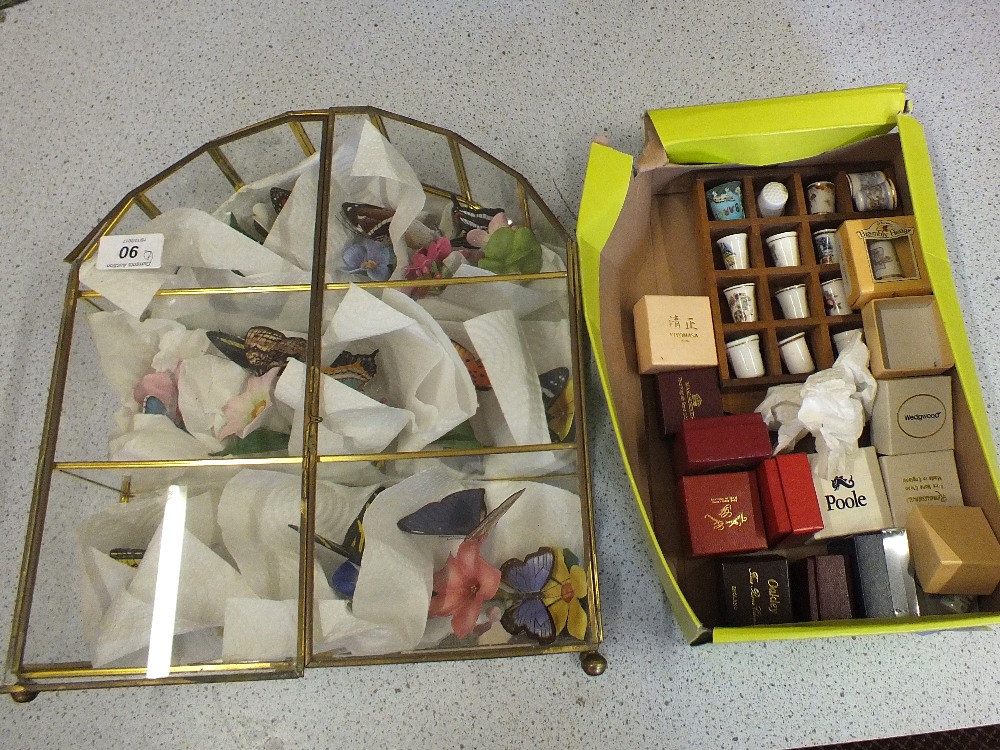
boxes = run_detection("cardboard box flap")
[578,142,710,643]
[896,114,1000,493]
[644,84,908,166]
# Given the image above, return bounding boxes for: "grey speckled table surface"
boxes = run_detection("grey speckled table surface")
[2,1,1000,748]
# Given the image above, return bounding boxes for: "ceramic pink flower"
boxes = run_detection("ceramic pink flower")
[219,367,280,440]
[133,371,181,426]
[465,211,509,249]
[428,538,502,639]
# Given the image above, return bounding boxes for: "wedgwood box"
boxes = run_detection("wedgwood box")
[872,376,954,456]
[633,295,717,373]
[836,216,932,308]
[879,450,964,527]
[579,84,1000,642]
[673,413,771,475]
[809,448,892,540]
[655,368,723,436]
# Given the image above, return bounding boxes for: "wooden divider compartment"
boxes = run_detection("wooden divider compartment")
[698,164,905,391]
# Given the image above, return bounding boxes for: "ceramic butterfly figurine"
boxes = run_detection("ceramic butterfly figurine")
[397,488,525,541]
[452,340,491,391]
[109,548,145,568]
[499,547,556,644]
[342,202,437,250]
[540,367,574,442]
[289,486,384,599]
[449,196,505,248]
[321,350,378,391]
[207,326,307,376]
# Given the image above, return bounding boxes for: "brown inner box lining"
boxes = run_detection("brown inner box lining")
[600,133,1000,630]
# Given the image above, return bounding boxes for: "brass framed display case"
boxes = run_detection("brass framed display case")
[4,108,603,701]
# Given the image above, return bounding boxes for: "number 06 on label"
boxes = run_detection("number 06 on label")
[95,233,164,271]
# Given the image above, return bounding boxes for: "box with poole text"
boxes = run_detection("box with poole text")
[577,84,1000,643]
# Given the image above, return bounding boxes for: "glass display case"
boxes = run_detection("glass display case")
[3,108,602,701]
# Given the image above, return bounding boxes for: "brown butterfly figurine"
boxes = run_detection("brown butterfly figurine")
[342,202,437,250]
[320,350,379,391]
[207,326,307,376]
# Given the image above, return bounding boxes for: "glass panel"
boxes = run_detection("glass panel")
[55,290,313,463]
[315,278,575,458]
[310,453,595,662]
[460,145,524,224]
[218,120,322,186]
[20,463,303,678]
[381,115,461,196]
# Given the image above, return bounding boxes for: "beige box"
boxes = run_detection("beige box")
[871,376,953,456]
[837,216,932,308]
[906,505,1000,595]
[633,295,717,374]
[862,296,953,378]
[809,447,892,540]
[879,450,963,527]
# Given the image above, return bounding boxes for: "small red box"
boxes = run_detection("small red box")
[678,471,768,557]
[655,368,723,436]
[673,413,772,475]
[774,453,824,542]
[757,454,825,546]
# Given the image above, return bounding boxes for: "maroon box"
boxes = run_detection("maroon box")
[655,368,723,436]
[678,471,768,557]
[790,554,855,621]
[673,413,772,475]
[757,454,824,546]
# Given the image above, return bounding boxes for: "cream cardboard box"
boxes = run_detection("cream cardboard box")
[633,295,716,373]
[871,376,953,456]
[862,295,953,378]
[808,448,892,541]
[879,450,964,527]
[578,84,1000,643]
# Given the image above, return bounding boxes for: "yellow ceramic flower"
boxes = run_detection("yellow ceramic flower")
[542,548,588,640]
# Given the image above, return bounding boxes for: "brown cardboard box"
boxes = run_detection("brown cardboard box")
[633,295,717,374]
[862,296,953,378]
[871,376,953,456]
[578,86,1000,642]
[836,216,931,308]
[906,505,1000,595]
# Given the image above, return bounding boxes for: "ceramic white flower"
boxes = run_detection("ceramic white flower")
[219,367,280,440]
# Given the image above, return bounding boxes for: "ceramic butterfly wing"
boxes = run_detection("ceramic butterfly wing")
[450,196,504,246]
[343,202,394,243]
[499,547,556,644]
[452,340,492,391]
[397,488,486,537]
[539,367,574,441]
[321,349,379,391]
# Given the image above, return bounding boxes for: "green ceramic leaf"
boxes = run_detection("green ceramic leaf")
[433,421,483,450]
[211,428,289,456]
[480,226,543,275]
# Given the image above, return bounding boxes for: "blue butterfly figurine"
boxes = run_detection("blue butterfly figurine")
[499,547,556,645]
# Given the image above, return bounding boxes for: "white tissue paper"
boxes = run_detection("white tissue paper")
[77,489,256,668]
[756,337,878,479]
[79,208,305,318]
[331,120,426,280]
[311,466,585,656]
[323,285,477,451]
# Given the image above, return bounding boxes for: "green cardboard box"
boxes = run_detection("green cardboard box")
[577,84,1000,643]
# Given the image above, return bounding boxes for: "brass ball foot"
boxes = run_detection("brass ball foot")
[580,650,607,676]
